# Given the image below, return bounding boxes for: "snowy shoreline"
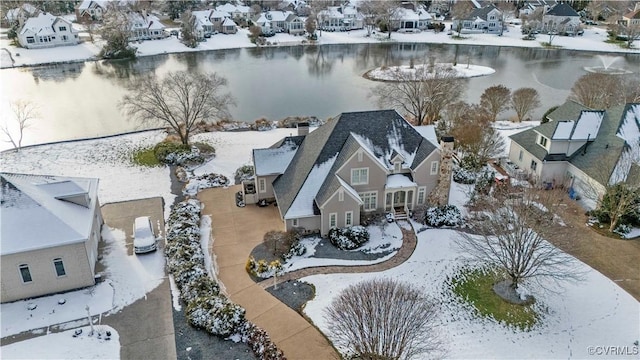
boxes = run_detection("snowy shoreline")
[2,23,639,69]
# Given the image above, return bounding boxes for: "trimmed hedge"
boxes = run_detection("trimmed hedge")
[424,205,462,227]
[165,199,285,358]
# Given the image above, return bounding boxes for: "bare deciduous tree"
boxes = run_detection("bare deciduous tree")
[370,62,466,125]
[1,100,38,150]
[450,103,505,170]
[121,71,235,146]
[370,0,402,38]
[458,188,584,297]
[480,85,511,121]
[510,87,540,122]
[569,73,640,109]
[451,0,474,36]
[324,278,445,360]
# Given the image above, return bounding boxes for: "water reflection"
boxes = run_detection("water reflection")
[1,42,639,150]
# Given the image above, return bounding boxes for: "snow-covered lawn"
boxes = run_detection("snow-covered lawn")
[1,325,119,360]
[302,227,640,359]
[1,22,636,69]
[366,63,495,81]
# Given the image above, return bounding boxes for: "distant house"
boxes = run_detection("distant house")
[216,3,253,22]
[392,6,433,32]
[18,13,79,49]
[252,11,303,34]
[317,5,362,31]
[221,17,238,34]
[248,110,446,236]
[75,0,108,22]
[518,0,558,17]
[508,101,640,207]
[1,173,103,303]
[542,3,581,34]
[192,10,215,39]
[452,4,503,34]
[128,12,166,41]
[4,3,39,26]
[622,4,640,27]
[210,10,230,33]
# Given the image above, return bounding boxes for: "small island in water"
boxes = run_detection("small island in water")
[364,62,496,81]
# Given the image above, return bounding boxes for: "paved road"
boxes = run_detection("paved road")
[198,186,340,360]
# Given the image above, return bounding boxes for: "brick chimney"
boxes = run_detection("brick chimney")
[428,136,455,206]
[297,122,309,136]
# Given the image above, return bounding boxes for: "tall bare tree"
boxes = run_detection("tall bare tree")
[1,100,38,150]
[510,87,540,122]
[324,278,444,360]
[370,62,466,125]
[457,188,584,297]
[358,0,379,36]
[121,71,235,146]
[480,85,511,121]
[569,73,640,109]
[371,0,402,38]
[451,0,474,36]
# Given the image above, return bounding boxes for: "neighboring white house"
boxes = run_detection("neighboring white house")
[192,10,215,39]
[317,5,363,31]
[248,110,446,236]
[452,4,503,34]
[1,173,103,303]
[392,6,433,32]
[508,101,640,207]
[216,3,253,22]
[18,12,79,49]
[541,2,581,34]
[221,17,238,34]
[518,0,558,17]
[128,11,166,41]
[622,4,640,27]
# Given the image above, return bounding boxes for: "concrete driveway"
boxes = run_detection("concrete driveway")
[100,197,177,360]
[198,186,339,360]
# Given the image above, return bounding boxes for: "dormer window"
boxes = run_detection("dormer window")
[538,135,548,148]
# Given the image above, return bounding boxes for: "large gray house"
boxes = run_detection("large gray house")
[248,110,443,235]
[1,173,103,303]
[508,101,640,207]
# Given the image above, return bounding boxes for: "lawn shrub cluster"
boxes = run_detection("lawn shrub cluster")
[424,205,462,227]
[245,257,283,278]
[234,165,254,183]
[154,141,215,165]
[453,167,476,184]
[165,199,284,359]
[328,226,370,250]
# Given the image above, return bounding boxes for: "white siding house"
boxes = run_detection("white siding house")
[18,13,79,49]
[1,173,103,303]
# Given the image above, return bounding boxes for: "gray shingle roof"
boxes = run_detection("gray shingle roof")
[510,103,632,187]
[273,110,436,219]
[546,100,590,122]
[546,3,579,17]
[467,4,499,21]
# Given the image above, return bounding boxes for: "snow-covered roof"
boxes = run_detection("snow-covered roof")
[253,140,299,176]
[552,121,574,139]
[77,0,108,11]
[318,7,344,19]
[414,125,438,146]
[610,104,640,184]
[265,11,292,22]
[385,174,417,189]
[128,12,165,31]
[284,155,337,219]
[1,173,100,256]
[572,111,604,140]
[394,8,419,21]
[193,10,213,28]
[6,3,39,21]
[222,18,237,26]
[19,13,75,36]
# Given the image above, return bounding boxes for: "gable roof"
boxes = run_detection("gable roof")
[545,3,579,17]
[273,110,437,219]
[546,100,590,122]
[1,173,99,256]
[467,4,500,21]
[253,137,303,176]
[510,103,638,186]
[20,12,73,36]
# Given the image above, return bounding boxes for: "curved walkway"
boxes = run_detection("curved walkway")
[199,186,420,360]
[258,225,417,289]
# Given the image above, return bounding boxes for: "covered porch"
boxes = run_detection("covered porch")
[384,174,417,220]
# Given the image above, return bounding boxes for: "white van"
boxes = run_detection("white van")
[133,216,157,254]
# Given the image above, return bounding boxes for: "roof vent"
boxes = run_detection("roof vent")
[297,122,309,136]
[441,136,454,143]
